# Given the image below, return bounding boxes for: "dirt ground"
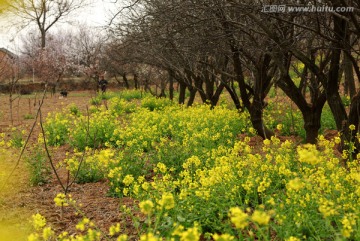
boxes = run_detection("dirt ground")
[0,90,134,240]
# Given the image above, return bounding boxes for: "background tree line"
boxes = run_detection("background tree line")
[1,0,360,151]
[106,0,360,150]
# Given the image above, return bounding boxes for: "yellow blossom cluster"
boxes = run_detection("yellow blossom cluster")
[28,211,103,241]
[139,200,154,215]
[119,134,360,239]
[65,148,118,183]
[44,103,119,150]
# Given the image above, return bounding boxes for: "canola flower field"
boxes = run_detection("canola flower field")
[11,90,359,240]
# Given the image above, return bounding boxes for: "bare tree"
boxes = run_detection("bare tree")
[9,0,88,48]
[70,25,108,92]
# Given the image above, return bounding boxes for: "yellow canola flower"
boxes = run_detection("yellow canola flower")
[37,133,44,144]
[349,172,360,182]
[266,197,276,206]
[140,233,160,241]
[334,136,341,144]
[212,233,235,241]
[117,234,128,241]
[172,224,185,236]
[257,176,271,193]
[58,231,69,239]
[249,127,256,135]
[318,199,338,218]
[109,223,121,236]
[31,213,46,231]
[123,174,135,186]
[341,214,356,238]
[285,237,301,241]
[75,217,94,231]
[287,178,304,191]
[139,200,154,215]
[27,233,39,241]
[141,182,150,191]
[183,156,202,169]
[158,192,175,210]
[138,175,145,183]
[180,224,200,241]
[42,227,55,240]
[229,207,248,229]
[123,188,129,196]
[251,210,271,226]
[54,193,75,207]
[97,149,116,166]
[263,139,271,146]
[156,162,167,173]
[108,167,122,179]
[86,228,101,240]
[297,144,321,165]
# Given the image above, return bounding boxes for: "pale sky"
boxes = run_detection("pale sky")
[0,0,117,53]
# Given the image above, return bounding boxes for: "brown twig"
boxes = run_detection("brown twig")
[39,108,66,193]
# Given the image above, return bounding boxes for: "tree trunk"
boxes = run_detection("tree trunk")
[218,9,272,139]
[249,97,274,139]
[326,15,348,131]
[343,52,355,98]
[303,108,323,144]
[178,81,186,104]
[194,75,207,103]
[134,74,139,89]
[144,78,150,92]
[41,29,46,48]
[187,87,197,106]
[168,70,174,100]
[224,83,242,110]
[278,72,326,144]
[205,72,215,101]
[341,91,360,157]
[159,77,166,98]
[232,50,251,109]
[123,72,130,89]
[210,82,225,108]
[9,92,13,125]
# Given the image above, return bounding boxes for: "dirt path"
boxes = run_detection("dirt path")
[0,149,33,240]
